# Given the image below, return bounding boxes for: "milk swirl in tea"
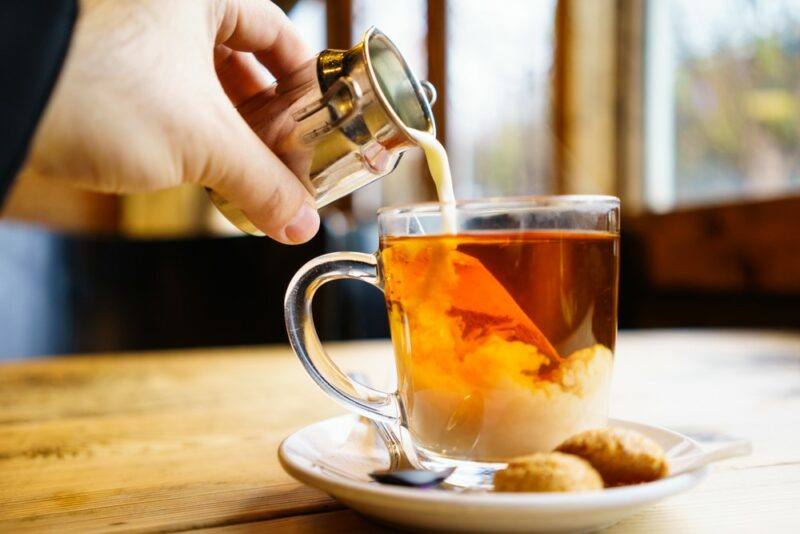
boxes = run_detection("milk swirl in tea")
[388,139,619,462]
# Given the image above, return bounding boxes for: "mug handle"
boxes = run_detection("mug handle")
[284,251,401,425]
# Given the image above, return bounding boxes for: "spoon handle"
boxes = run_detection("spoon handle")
[346,372,422,471]
[372,420,404,470]
[670,440,753,475]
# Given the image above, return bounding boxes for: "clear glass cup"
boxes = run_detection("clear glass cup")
[285,196,620,486]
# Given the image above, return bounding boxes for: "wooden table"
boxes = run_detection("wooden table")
[1,331,798,533]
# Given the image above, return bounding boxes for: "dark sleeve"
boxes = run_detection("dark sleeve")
[0,0,78,201]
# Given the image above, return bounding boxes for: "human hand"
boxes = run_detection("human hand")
[21,0,319,244]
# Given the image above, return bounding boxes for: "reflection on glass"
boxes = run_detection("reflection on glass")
[447,0,556,199]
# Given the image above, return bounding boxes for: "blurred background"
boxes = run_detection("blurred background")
[1,0,799,360]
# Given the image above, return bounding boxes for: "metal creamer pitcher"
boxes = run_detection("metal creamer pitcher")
[209,26,436,235]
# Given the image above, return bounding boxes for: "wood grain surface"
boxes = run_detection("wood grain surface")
[1,332,798,533]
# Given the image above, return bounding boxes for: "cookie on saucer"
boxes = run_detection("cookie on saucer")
[493,452,603,492]
[556,428,668,486]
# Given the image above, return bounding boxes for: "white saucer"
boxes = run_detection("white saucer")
[279,416,709,533]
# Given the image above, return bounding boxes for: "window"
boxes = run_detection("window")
[447,0,557,199]
[290,0,327,54]
[645,0,800,211]
[351,0,429,220]
[339,0,559,220]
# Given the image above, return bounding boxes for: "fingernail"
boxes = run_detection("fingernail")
[284,202,320,244]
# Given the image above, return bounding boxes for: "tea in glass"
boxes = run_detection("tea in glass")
[381,230,619,462]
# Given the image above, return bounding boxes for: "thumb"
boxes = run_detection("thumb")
[203,103,320,244]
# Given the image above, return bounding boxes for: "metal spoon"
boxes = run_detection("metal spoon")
[346,372,455,487]
[369,466,456,487]
[367,418,455,487]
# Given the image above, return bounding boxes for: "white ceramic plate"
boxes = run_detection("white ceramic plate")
[279,416,709,533]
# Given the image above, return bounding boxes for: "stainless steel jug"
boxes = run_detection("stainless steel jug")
[210,26,437,235]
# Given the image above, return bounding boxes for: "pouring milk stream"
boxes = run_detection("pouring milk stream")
[408,129,457,233]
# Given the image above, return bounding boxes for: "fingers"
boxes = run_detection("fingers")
[211,0,318,243]
[217,0,312,79]
[215,46,273,106]
[205,99,319,244]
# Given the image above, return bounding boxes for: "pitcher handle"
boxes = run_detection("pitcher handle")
[284,252,401,424]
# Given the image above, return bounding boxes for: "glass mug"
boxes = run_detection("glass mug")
[285,196,620,484]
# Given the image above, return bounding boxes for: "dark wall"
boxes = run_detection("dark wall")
[67,233,323,351]
[620,242,800,329]
[0,223,389,359]
[619,197,800,330]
